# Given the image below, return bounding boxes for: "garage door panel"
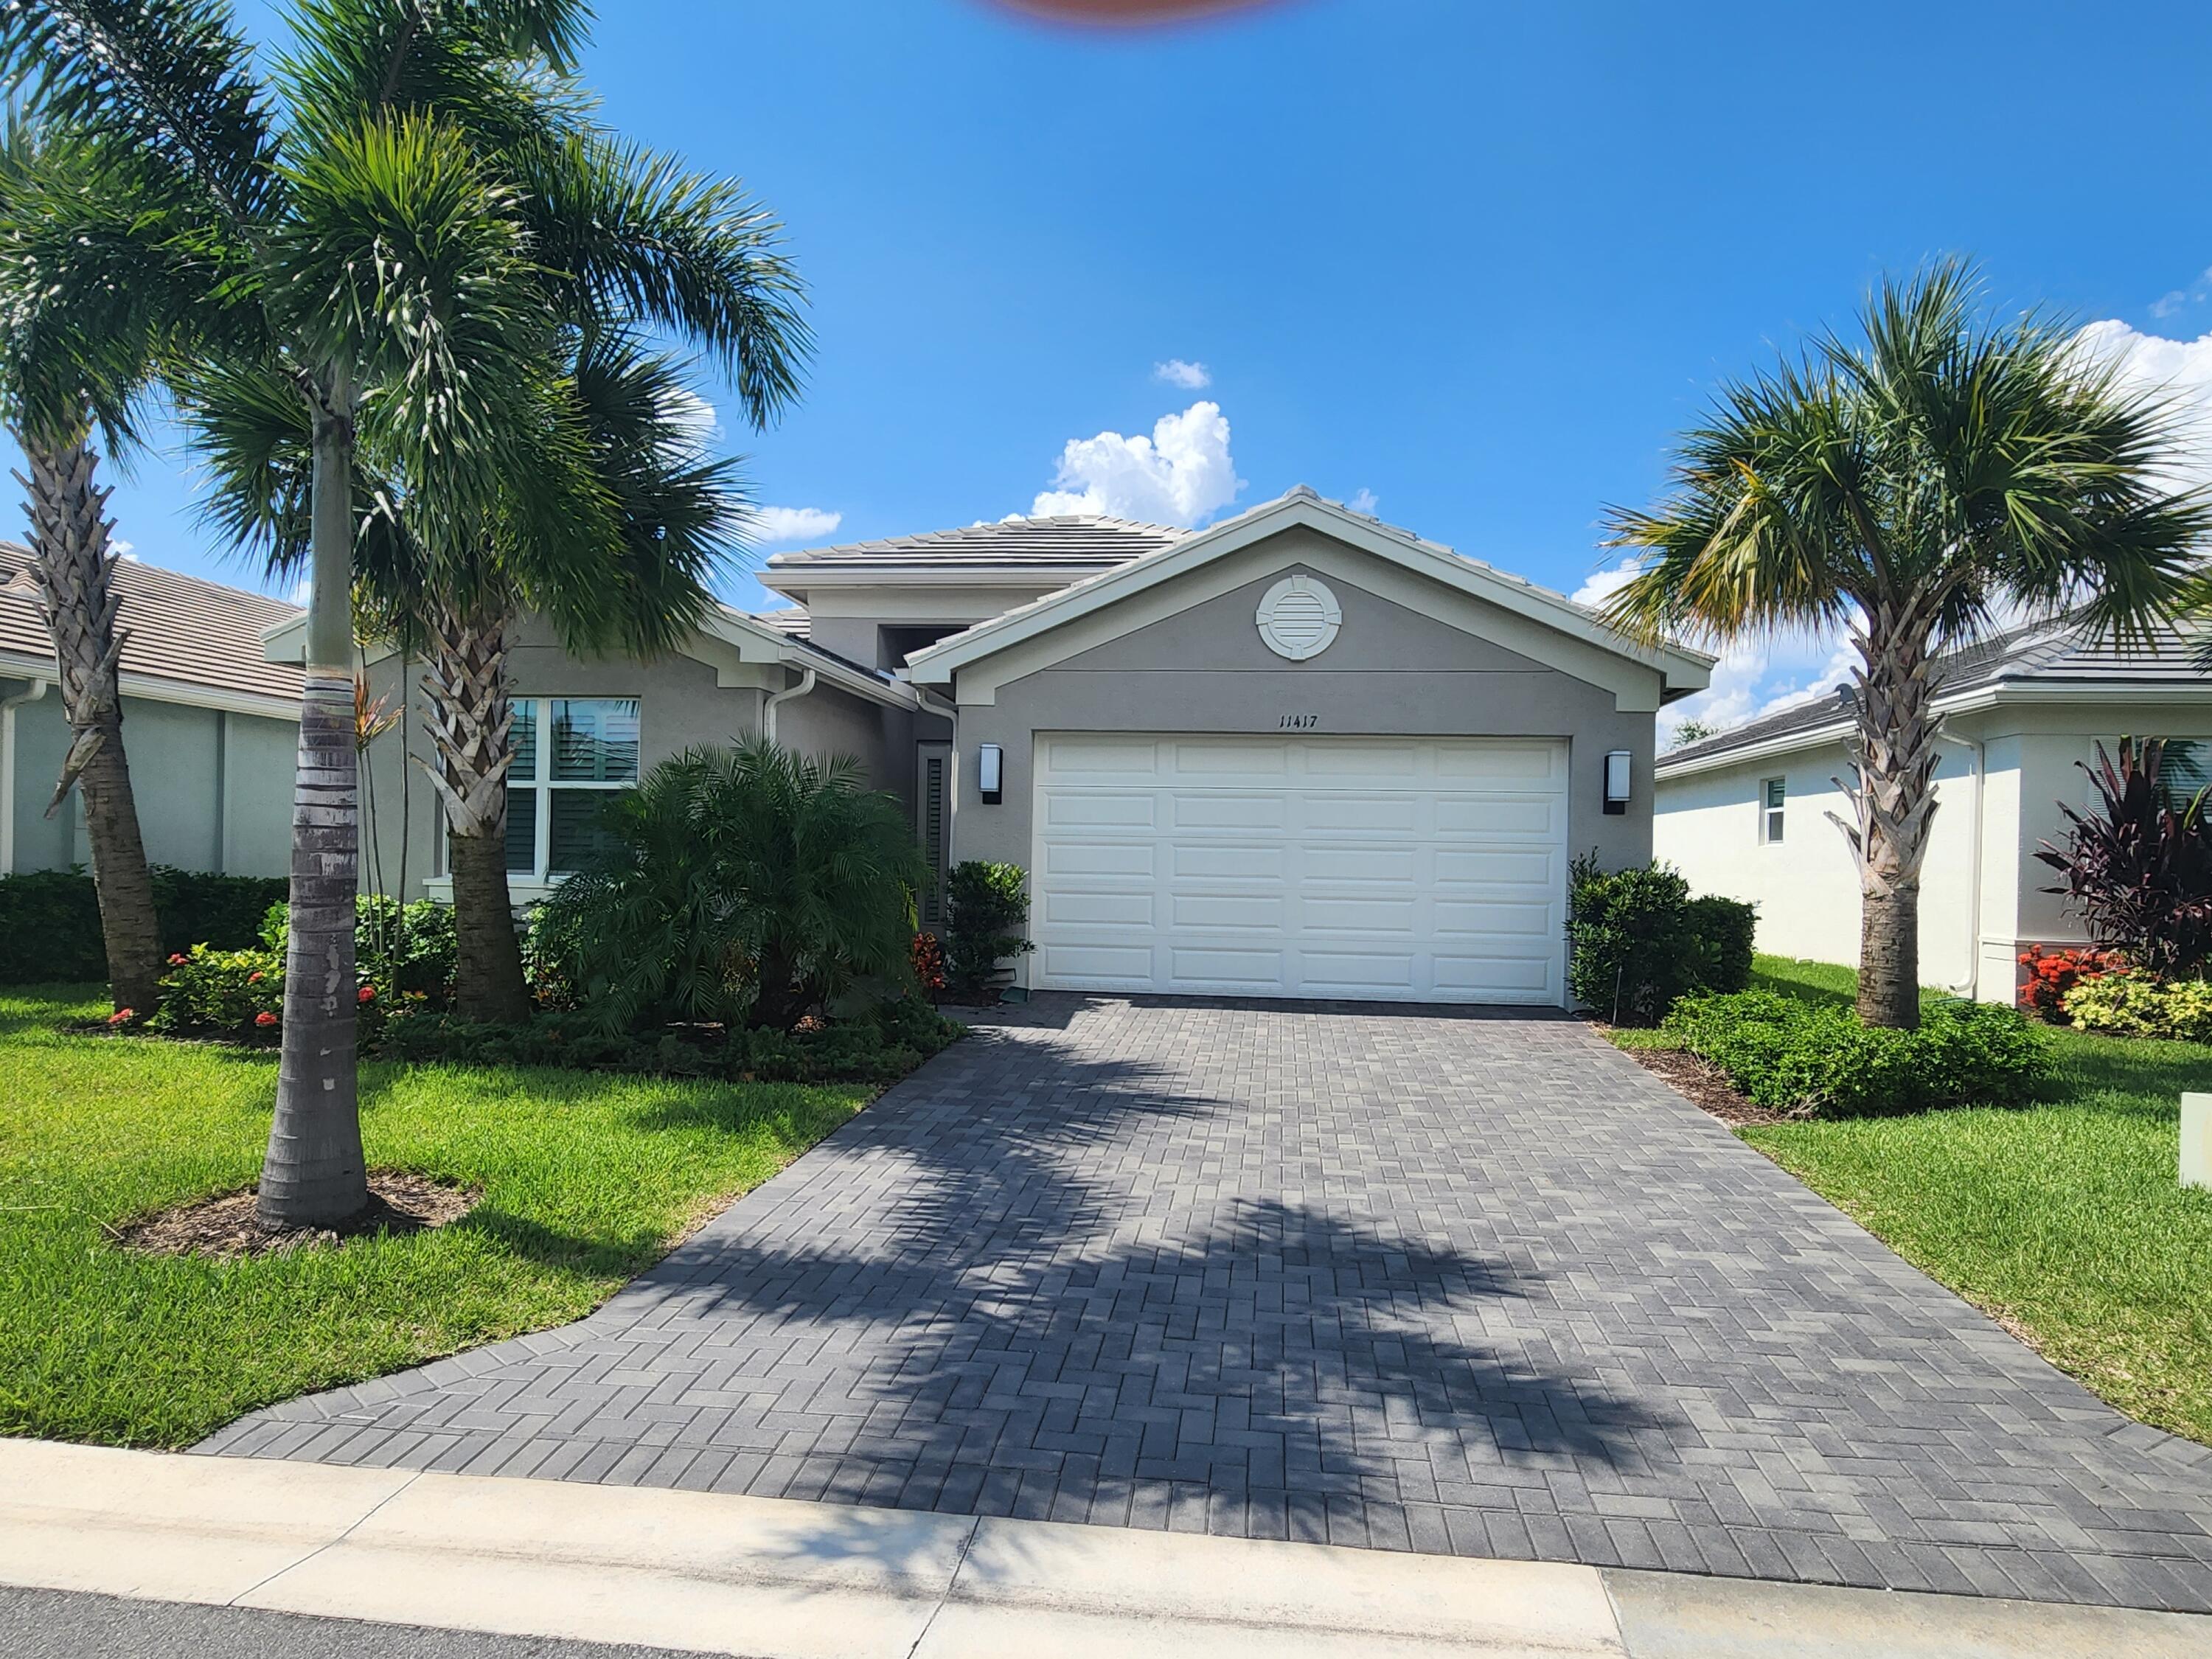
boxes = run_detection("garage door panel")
[1172,794,1289,830]
[1041,890,1155,928]
[1170,947,1285,987]
[1034,734,1565,1006]
[1433,849,1556,886]
[1172,893,1286,930]
[1047,793,1157,830]
[1042,839,1156,878]
[1172,842,1287,880]
[1435,796,1559,835]
[1433,900,1553,936]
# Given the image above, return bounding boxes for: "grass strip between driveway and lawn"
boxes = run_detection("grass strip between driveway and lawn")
[0,985,875,1449]
[1618,955,2212,1449]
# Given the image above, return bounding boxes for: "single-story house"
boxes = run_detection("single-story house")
[1653,617,2212,1003]
[0,548,301,877]
[312,487,1712,1006]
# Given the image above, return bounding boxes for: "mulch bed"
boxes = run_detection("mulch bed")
[1604,1038,1807,1127]
[119,1170,479,1261]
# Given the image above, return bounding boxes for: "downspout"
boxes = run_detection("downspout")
[762,667,816,744]
[1935,728,1984,999]
[0,678,50,875]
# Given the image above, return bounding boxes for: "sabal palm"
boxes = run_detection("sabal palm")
[1601,262,2211,1026]
[0,0,623,1224]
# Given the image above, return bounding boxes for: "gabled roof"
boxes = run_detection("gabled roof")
[762,514,1186,597]
[1657,613,2212,776]
[902,487,1715,695]
[0,545,304,716]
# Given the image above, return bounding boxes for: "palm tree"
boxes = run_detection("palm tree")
[189,327,759,1023]
[1601,262,2212,1027]
[0,0,610,1223]
[0,123,171,1014]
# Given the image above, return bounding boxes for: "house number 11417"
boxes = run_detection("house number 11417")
[1278,713,1319,729]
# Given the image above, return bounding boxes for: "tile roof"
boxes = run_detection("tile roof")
[748,608,810,637]
[765,514,1187,571]
[1658,613,2211,771]
[0,545,304,706]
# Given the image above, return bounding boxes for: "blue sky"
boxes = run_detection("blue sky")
[18,0,2212,732]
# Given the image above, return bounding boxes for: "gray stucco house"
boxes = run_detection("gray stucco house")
[0,550,300,878]
[322,487,1712,1008]
[1653,618,2212,1004]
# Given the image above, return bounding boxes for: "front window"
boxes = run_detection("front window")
[2163,739,2210,810]
[1761,776,1786,844]
[504,698,640,880]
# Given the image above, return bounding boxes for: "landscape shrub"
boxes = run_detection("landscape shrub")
[150,894,451,1040]
[538,741,926,1034]
[145,945,284,1040]
[0,866,289,983]
[260,894,457,1003]
[2062,971,2212,1043]
[2016,945,2126,1020]
[373,994,963,1084]
[1683,894,1758,994]
[2035,738,2212,978]
[1663,990,2052,1117]
[942,860,1032,1003]
[1567,858,1754,1024]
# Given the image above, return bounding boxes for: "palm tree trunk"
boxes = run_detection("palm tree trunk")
[260,388,366,1228]
[1829,598,1943,1029]
[419,596,532,1023]
[15,428,163,1014]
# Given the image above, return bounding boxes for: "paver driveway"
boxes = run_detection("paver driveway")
[201,998,2212,1613]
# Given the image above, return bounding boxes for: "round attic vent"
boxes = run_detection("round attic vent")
[1255,574,1341,661]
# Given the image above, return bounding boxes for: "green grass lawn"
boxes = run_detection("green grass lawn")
[1632,956,2212,1445]
[0,985,874,1447]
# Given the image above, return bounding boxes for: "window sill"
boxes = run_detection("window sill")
[420,873,570,907]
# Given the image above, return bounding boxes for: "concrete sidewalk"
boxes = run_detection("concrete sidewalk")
[3,1439,2205,1658]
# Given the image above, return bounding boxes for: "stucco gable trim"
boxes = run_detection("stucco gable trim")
[904,488,1714,695]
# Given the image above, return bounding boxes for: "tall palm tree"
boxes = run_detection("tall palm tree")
[0,0,606,1224]
[1601,262,2212,1027]
[0,123,172,1014]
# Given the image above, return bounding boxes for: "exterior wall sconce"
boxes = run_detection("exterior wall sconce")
[1603,750,1632,815]
[978,743,1003,804]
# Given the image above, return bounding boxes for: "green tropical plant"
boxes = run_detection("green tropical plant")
[2034,737,2212,980]
[1600,262,2212,1028]
[942,860,1032,1003]
[0,1,800,1222]
[539,740,926,1035]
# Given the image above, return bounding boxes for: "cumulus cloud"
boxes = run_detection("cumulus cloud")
[2073,318,2212,494]
[1031,400,1242,526]
[1347,487,1380,517]
[659,386,721,446]
[747,506,844,546]
[1154,358,1211,390]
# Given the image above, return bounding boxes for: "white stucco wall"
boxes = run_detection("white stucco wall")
[1655,698,2212,1001]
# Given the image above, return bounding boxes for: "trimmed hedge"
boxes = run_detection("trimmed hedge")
[0,867,290,984]
[372,994,964,1085]
[1663,990,2053,1118]
[1567,856,1756,1026]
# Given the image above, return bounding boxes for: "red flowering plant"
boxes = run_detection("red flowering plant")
[911,931,948,1003]
[2016,945,2125,1021]
[147,945,285,1040]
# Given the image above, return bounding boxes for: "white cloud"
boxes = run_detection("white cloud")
[1154,358,1211,390]
[660,386,721,446]
[2073,318,2212,495]
[1031,400,1242,526]
[1347,488,1380,517]
[110,538,136,562]
[746,506,844,546]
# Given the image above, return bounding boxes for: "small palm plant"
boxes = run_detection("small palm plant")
[540,740,925,1035]
[1601,262,2212,1026]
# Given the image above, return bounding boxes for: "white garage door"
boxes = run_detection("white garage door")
[1032,733,1569,1004]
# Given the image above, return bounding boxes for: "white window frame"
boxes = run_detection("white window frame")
[1759,776,1787,844]
[506,696,640,883]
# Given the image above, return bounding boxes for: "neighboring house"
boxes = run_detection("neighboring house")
[303,487,1711,1006]
[0,549,301,878]
[1654,618,2212,1004]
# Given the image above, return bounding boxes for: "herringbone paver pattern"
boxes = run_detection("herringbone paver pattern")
[199,998,2212,1611]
